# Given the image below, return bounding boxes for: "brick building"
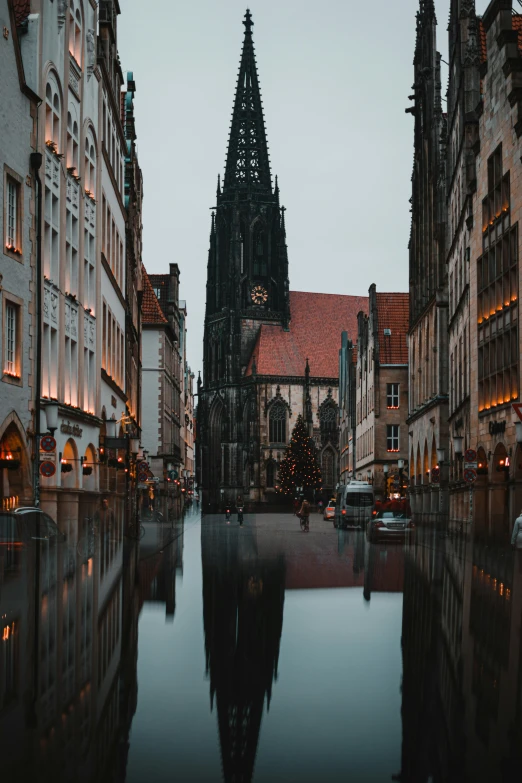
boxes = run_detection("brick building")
[355,285,409,498]
[406,0,449,517]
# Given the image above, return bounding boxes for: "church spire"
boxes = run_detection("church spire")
[223,9,272,196]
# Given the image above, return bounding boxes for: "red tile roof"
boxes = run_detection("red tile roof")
[246,291,368,379]
[12,0,30,27]
[376,292,409,365]
[142,266,168,325]
[479,16,522,63]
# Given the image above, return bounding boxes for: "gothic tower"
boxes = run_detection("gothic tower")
[200,9,290,508]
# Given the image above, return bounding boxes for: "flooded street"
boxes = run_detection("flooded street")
[1,506,522,782]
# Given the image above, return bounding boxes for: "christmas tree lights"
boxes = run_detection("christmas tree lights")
[277,414,322,497]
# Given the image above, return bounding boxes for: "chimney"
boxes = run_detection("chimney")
[482,0,512,35]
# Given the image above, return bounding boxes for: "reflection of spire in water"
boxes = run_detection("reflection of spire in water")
[202,522,285,783]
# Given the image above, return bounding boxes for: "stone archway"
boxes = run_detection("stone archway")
[490,442,509,544]
[82,443,98,493]
[0,414,32,508]
[61,438,79,490]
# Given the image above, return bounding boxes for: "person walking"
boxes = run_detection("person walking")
[298,496,310,532]
[293,497,300,516]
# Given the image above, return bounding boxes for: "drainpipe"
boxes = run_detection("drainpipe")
[30,151,43,507]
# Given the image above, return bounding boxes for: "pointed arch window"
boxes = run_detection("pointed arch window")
[269,402,286,444]
[69,0,82,66]
[320,403,337,434]
[322,450,334,488]
[84,131,96,195]
[253,225,267,277]
[45,79,61,149]
[67,110,79,171]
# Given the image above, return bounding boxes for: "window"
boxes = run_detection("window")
[387,425,399,452]
[269,402,286,444]
[45,78,61,149]
[153,287,161,299]
[387,383,399,409]
[84,132,96,196]
[69,0,82,65]
[6,178,19,251]
[4,303,17,375]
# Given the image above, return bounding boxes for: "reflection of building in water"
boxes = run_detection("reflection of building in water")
[363,538,405,602]
[202,522,285,783]
[399,530,522,783]
[0,501,140,782]
[138,523,183,620]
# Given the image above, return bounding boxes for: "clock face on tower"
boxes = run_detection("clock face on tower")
[251,285,268,305]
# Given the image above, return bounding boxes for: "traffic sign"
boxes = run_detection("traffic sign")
[464,462,478,470]
[138,461,149,472]
[170,470,178,480]
[40,435,56,452]
[40,461,56,478]
[464,449,477,463]
[138,471,148,482]
[464,468,477,483]
[513,403,522,422]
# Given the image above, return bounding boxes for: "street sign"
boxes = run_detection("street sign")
[138,461,149,472]
[464,449,477,463]
[40,435,56,452]
[170,470,178,480]
[464,462,478,470]
[138,471,148,482]
[40,461,56,478]
[464,468,477,483]
[147,477,160,483]
[512,403,522,422]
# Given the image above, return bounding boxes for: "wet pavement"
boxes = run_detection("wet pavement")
[1,504,522,782]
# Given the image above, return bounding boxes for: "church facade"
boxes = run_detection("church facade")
[198,10,366,509]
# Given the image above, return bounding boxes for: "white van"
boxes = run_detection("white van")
[335,481,374,529]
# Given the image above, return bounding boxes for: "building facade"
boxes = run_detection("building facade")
[467,0,522,541]
[140,266,182,501]
[446,0,480,525]
[198,11,366,509]
[338,331,357,485]
[407,0,449,518]
[0,0,39,510]
[179,300,195,489]
[355,285,409,497]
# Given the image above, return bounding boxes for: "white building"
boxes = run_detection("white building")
[0,0,39,509]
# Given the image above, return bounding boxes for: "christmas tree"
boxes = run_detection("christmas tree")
[277,414,322,497]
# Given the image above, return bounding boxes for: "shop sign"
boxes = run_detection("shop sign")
[60,420,83,437]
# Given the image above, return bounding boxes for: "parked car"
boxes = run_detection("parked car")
[323,502,336,521]
[1,507,66,543]
[366,511,414,543]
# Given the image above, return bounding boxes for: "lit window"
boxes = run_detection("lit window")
[387,383,399,409]
[4,302,19,377]
[387,424,399,452]
[6,179,18,250]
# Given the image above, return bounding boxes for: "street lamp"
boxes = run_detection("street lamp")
[44,401,59,435]
[436,447,445,465]
[453,435,464,456]
[105,418,117,438]
[130,438,140,456]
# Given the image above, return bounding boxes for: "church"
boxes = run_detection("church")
[198,10,367,509]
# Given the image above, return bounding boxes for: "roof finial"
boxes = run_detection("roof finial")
[243,8,253,34]
[217,173,221,197]
[281,204,286,234]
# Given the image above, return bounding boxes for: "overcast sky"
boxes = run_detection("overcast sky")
[118,0,491,377]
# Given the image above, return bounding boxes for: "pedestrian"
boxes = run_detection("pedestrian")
[317,498,324,515]
[299,495,310,532]
[293,497,300,516]
[511,510,522,549]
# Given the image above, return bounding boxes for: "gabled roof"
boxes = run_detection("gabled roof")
[142,267,168,325]
[375,292,409,365]
[148,274,169,318]
[246,291,368,378]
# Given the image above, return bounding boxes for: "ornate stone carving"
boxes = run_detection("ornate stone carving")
[44,285,50,321]
[86,29,95,79]
[70,306,78,338]
[51,292,58,324]
[57,0,67,29]
[65,302,70,335]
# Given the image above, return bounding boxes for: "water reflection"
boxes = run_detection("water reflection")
[202,521,285,782]
[0,498,185,782]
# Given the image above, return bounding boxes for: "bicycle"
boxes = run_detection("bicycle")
[77,517,99,558]
[299,514,310,532]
